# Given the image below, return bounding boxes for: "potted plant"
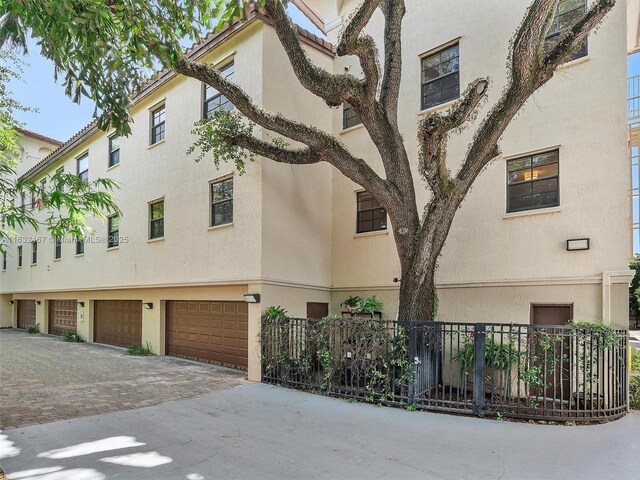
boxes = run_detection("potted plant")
[340,296,362,313]
[354,296,384,315]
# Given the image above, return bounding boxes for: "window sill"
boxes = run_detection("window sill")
[30,263,37,267]
[106,246,120,252]
[503,206,561,220]
[208,222,234,232]
[557,55,590,71]
[75,253,85,258]
[417,98,460,117]
[340,123,365,135]
[354,230,389,239]
[53,258,61,262]
[147,237,165,244]
[106,163,120,172]
[17,266,22,270]
[148,139,165,150]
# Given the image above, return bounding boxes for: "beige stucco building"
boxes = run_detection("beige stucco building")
[0,1,634,381]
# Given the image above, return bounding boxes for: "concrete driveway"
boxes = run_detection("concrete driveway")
[1,383,638,480]
[0,329,245,429]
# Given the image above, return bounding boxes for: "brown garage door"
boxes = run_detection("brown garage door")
[94,300,142,347]
[166,300,248,369]
[17,300,36,329]
[48,300,78,336]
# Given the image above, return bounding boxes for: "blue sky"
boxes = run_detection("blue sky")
[7,12,639,143]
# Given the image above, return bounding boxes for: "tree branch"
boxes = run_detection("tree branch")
[263,0,364,106]
[379,0,405,121]
[228,133,320,165]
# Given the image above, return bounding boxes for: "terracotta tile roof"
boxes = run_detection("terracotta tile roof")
[15,127,63,147]
[22,9,334,180]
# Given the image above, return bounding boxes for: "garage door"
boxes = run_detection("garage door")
[94,300,142,347]
[17,300,36,329]
[166,301,248,369]
[48,300,78,336]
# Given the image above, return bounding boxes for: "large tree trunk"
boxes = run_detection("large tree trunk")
[397,266,435,322]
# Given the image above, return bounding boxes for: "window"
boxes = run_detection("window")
[31,241,37,264]
[545,0,588,61]
[357,191,387,233]
[20,193,25,209]
[56,167,65,192]
[2,252,6,270]
[54,236,62,260]
[30,190,36,209]
[77,153,89,182]
[210,178,233,227]
[149,200,164,239]
[109,136,120,167]
[343,103,362,130]
[76,238,85,255]
[150,105,166,145]
[203,62,234,118]
[108,215,120,248]
[507,150,559,213]
[17,246,22,267]
[421,42,460,110]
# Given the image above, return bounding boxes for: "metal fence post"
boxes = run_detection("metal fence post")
[408,322,417,404]
[473,323,486,416]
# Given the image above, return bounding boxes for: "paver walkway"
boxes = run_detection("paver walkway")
[0,329,245,429]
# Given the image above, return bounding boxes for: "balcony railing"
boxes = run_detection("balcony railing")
[629,75,640,128]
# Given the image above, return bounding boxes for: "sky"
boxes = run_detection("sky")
[7,5,322,143]
[6,11,639,144]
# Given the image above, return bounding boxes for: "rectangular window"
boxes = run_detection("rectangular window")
[17,246,22,267]
[31,241,37,264]
[54,236,62,260]
[30,190,36,209]
[343,103,362,130]
[211,178,233,227]
[149,200,164,239]
[2,252,6,270]
[421,42,460,110]
[76,238,85,255]
[56,167,65,192]
[203,62,234,119]
[109,136,120,167]
[545,0,587,61]
[357,191,387,233]
[150,105,166,145]
[507,150,560,213]
[108,215,120,248]
[20,194,25,209]
[77,153,89,183]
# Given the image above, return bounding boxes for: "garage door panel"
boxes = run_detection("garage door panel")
[48,300,78,336]
[166,300,248,369]
[94,300,142,347]
[17,300,37,329]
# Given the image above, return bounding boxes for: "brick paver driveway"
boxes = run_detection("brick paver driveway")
[0,329,245,429]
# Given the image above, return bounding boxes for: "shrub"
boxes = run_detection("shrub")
[632,349,640,373]
[630,376,640,410]
[126,342,154,356]
[26,324,40,334]
[62,331,84,342]
[264,305,287,319]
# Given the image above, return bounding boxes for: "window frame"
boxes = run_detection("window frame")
[17,245,22,267]
[420,41,460,111]
[342,102,362,130]
[108,135,120,167]
[76,238,85,255]
[356,190,388,234]
[210,176,234,228]
[150,104,166,145]
[203,62,235,119]
[2,252,6,270]
[544,0,588,62]
[149,199,165,240]
[506,149,560,214]
[54,236,62,260]
[31,241,37,265]
[107,215,120,248]
[77,152,89,183]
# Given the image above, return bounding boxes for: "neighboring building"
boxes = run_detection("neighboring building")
[0,1,633,381]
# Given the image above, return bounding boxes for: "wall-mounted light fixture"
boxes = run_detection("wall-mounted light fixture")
[8,300,14,305]
[244,293,261,304]
[143,302,153,309]
[77,301,85,307]
[36,300,41,305]
[566,238,590,251]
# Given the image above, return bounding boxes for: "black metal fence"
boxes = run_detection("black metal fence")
[261,317,628,422]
